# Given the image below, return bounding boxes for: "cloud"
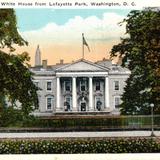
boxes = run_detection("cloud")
[21,12,126,45]
[16,12,127,66]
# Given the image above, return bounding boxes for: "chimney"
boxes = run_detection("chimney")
[60,59,64,64]
[42,60,47,69]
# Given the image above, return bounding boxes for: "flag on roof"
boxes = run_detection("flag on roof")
[82,33,90,52]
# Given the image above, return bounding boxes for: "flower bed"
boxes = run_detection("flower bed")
[0,138,159,154]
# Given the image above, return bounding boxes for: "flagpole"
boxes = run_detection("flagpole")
[82,33,84,59]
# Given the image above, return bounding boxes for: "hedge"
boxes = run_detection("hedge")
[1,111,160,130]
[0,138,160,154]
[29,116,160,129]
[33,118,123,128]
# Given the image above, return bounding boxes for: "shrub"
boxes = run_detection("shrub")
[0,108,22,127]
[32,117,124,128]
[0,138,159,154]
[0,108,37,127]
[1,113,160,130]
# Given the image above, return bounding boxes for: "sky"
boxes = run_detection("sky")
[14,9,131,66]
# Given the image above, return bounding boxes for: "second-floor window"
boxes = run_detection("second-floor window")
[47,81,52,91]
[95,81,101,91]
[65,81,71,91]
[114,81,119,91]
[80,80,87,91]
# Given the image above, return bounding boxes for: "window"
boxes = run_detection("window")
[95,81,101,91]
[65,81,71,91]
[114,97,120,109]
[47,81,52,91]
[80,80,87,91]
[95,97,102,111]
[35,97,40,110]
[66,97,72,105]
[47,97,53,110]
[81,102,86,111]
[64,96,72,111]
[34,82,39,87]
[114,81,119,90]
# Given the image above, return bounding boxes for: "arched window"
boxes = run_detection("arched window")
[95,96,102,111]
[64,96,72,111]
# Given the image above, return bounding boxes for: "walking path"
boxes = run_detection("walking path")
[0,131,160,138]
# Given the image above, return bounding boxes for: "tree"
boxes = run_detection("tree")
[110,9,160,115]
[0,9,38,116]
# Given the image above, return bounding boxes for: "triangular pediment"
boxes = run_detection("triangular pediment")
[56,59,109,72]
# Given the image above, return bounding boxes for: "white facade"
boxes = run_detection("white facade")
[31,57,130,116]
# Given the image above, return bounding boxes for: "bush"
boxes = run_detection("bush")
[31,115,160,129]
[0,108,37,127]
[1,113,160,130]
[0,108,22,127]
[0,138,159,154]
[32,117,124,128]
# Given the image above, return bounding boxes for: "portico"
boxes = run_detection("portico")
[55,59,110,112]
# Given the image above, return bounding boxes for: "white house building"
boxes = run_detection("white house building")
[31,46,130,116]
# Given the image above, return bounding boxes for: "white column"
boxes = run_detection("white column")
[89,77,93,111]
[105,76,110,108]
[72,77,77,111]
[56,77,60,111]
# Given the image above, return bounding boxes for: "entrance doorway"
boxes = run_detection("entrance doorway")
[81,102,86,111]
